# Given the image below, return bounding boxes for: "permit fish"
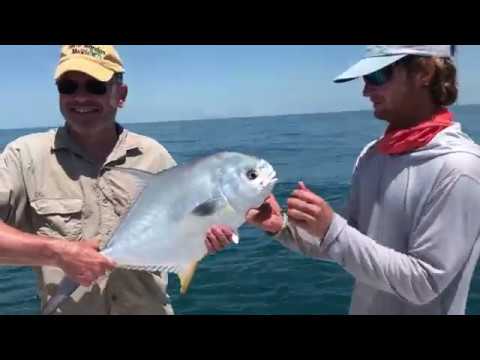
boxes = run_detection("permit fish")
[43,151,278,314]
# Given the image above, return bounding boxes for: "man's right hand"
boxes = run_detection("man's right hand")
[246,195,285,235]
[52,240,116,287]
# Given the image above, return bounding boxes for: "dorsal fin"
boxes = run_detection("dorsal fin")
[105,166,155,204]
[107,166,155,188]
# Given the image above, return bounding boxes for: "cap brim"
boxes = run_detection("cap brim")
[333,54,407,83]
[54,58,115,82]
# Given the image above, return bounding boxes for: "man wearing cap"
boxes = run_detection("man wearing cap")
[0,45,233,314]
[247,45,480,314]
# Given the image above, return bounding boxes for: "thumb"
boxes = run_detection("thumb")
[298,181,312,192]
[246,208,260,221]
[83,239,102,250]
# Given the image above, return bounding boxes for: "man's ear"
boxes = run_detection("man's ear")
[118,84,128,108]
[418,59,436,88]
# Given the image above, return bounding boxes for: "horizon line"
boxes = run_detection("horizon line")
[0,103,478,132]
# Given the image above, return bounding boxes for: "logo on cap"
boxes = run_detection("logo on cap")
[68,45,107,60]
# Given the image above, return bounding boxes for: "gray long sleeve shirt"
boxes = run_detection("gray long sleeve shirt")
[276,122,480,314]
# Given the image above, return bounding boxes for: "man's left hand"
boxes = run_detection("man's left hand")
[205,225,235,254]
[287,182,334,240]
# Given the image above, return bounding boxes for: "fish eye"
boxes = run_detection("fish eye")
[246,169,258,180]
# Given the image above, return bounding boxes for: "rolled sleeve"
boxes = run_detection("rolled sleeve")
[0,143,28,227]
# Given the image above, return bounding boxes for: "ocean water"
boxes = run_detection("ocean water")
[1,105,480,315]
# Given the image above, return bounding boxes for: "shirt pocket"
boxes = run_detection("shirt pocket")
[30,198,83,240]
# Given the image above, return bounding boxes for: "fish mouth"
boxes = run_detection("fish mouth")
[257,159,278,191]
[261,169,278,189]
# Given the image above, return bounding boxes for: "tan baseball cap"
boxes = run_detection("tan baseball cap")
[54,45,125,82]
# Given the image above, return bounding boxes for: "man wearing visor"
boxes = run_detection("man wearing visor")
[0,45,233,315]
[247,45,480,314]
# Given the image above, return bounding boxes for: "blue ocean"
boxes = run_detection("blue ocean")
[1,105,480,315]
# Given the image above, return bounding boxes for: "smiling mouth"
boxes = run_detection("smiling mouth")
[70,106,100,114]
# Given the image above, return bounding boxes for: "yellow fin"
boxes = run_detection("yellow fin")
[179,261,199,295]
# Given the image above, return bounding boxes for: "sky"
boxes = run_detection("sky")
[2,45,480,129]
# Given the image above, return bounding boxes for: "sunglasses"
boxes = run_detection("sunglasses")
[363,64,394,87]
[56,79,109,95]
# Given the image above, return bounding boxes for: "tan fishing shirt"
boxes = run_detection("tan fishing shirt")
[0,125,177,314]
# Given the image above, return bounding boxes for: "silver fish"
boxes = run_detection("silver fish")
[43,151,278,314]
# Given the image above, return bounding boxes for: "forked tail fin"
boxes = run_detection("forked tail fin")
[42,277,80,315]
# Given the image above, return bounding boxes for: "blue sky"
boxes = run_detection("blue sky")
[2,45,480,129]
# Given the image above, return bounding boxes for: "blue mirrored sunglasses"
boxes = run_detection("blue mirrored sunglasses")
[363,64,394,86]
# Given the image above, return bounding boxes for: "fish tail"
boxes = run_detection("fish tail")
[42,277,80,315]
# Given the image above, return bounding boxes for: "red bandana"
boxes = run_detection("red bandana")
[377,108,453,155]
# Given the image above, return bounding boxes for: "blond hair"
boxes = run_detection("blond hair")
[402,55,458,107]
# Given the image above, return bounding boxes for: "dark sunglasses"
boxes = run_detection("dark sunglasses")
[363,64,394,87]
[56,79,109,95]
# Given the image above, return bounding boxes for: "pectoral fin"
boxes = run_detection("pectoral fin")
[191,197,226,217]
[178,261,199,295]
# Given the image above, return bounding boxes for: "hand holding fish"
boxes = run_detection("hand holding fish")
[246,194,285,234]
[205,225,235,254]
[53,240,116,287]
[287,182,334,240]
